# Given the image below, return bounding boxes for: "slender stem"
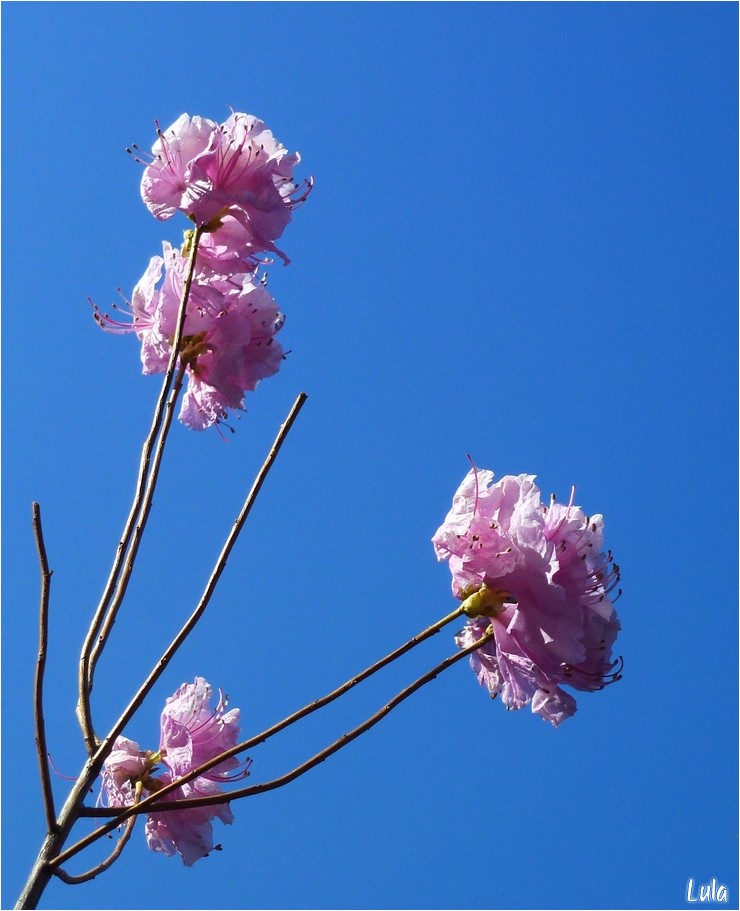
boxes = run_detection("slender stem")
[16,232,206,911]
[53,785,141,885]
[217,626,497,803]
[17,394,308,904]
[77,365,188,752]
[77,225,204,752]
[51,628,495,864]
[90,393,309,781]
[17,391,308,908]
[88,365,188,672]
[86,226,204,662]
[82,603,465,818]
[31,503,57,834]
[15,756,100,909]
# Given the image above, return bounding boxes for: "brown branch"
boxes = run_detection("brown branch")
[25,392,308,900]
[222,626,497,803]
[17,227,211,909]
[75,392,309,809]
[87,364,187,673]
[77,225,204,752]
[82,602,465,817]
[51,627,494,864]
[53,784,141,885]
[31,503,57,834]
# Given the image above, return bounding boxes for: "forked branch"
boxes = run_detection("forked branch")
[51,628,495,865]
[53,783,142,885]
[77,225,204,752]
[83,602,466,817]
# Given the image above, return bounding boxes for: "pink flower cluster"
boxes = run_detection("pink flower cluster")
[432,470,622,726]
[141,112,310,260]
[101,677,248,865]
[96,112,311,430]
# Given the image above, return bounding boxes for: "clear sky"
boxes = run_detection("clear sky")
[2,3,737,910]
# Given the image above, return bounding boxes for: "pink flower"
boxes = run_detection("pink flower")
[432,470,622,726]
[95,243,284,431]
[97,110,309,432]
[140,111,312,261]
[176,273,285,431]
[159,678,242,781]
[197,214,272,276]
[144,678,247,866]
[138,114,217,222]
[99,678,249,865]
[99,736,152,808]
[144,773,235,868]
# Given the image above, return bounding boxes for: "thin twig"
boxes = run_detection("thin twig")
[51,628,495,864]
[31,503,57,834]
[20,391,308,904]
[77,225,204,752]
[17,227,206,911]
[88,364,187,670]
[82,602,465,817]
[53,784,141,885]
[215,626,497,803]
[91,392,308,774]
[86,227,204,664]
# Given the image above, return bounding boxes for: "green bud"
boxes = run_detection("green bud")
[460,584,513,618]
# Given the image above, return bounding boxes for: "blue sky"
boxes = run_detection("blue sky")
[2,3,737,910]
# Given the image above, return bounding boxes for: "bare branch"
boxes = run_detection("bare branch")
[53,784,141,885]
[82,602,466,817]
[77,226,204,752]
[52,627,495,864]
[87,364,187,671]
[31,391,308,899]
[69,393,309,797]
[16,236,204,909]
[100,391,308,746]
[31,502,57,834]
[224,626,497,803]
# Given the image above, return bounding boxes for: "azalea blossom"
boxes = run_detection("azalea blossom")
[99,678,248,865]
[99,736,152,808]
[96,109,309,432]
[94,242,284,430]
[137,114,217,222]
[140,111,312,262]
[158,677,242,781]
[432,470,622,726]
[144,773,236,868]
[197,215,274,276]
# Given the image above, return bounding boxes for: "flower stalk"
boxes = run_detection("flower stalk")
[82,602,467,821]
[48,628,497,867]
[99,390,308,757]
[52,783,142,885]
[78,225,205,752]
[16,390,308,908]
